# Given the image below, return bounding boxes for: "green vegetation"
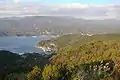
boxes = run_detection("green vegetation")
[27,66,41,80]
[49,40,120,80]
[0,50,52,80]
[38,33,120,52]
[2,33,120,80]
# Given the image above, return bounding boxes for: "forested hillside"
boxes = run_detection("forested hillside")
[0,50,52,80]
[30,40,120,80]
[38,33,120,50]
[1,34,120,80]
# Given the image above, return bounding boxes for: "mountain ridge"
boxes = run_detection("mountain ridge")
[0,16,120,36]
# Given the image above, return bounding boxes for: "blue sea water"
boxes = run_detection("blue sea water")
[0,36,51,53]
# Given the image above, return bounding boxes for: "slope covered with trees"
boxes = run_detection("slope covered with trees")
[2,34,120,80]
[30,34,120,80]
[36,40,120,80]
[38,33,120,51]
[0,50,52,80]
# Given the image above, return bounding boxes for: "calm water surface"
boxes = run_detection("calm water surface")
[0,36,51,53]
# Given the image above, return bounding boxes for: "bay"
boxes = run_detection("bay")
[0,36,51,54]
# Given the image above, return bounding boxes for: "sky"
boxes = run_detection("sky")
[2,0,120,4]
[17,0,111,4]
[0,0,120,19]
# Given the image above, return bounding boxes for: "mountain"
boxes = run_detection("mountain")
[37,34,120,49]
[37,33,120,53]
[1,34,120,80]
[0,16,120,36]
[30,34,120,80]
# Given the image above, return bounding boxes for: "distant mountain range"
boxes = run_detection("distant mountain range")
[0,16,120,36]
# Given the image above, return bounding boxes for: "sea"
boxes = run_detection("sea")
[0,36,52,54]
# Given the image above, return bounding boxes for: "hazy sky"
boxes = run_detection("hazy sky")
[0,0,120,19]
[1,0,120,4]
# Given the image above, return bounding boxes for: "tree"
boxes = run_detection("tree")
[27,66,41,80]
[42,64,61,80]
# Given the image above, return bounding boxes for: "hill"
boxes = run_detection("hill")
[0,50,52,79]
[38,33,120,52]
[1,16,120,36]
[1,34,120,80]
[46,40,120,80]
[31,37,120,80]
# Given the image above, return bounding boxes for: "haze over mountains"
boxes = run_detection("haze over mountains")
[0,16,120,36]
[0,3,120,19]
[0,3,120,36]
